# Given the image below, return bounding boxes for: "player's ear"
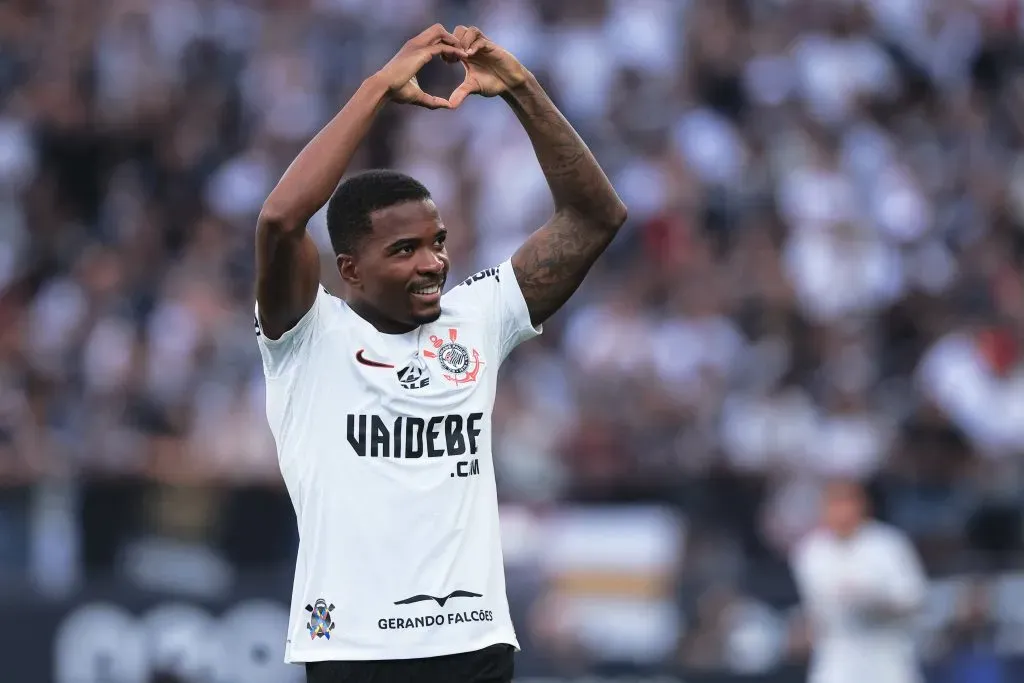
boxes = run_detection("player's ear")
[337,253,361,288]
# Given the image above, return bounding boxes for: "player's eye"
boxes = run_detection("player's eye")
[434,233,447,246]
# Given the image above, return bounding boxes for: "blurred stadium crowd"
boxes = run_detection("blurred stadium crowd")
[4,0,1024,678]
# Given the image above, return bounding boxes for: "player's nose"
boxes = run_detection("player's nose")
[416,251,446,275]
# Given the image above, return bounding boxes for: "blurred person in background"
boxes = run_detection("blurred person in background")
[791,479,927,683]
[254,21,625,683]
[936,578,1006,683]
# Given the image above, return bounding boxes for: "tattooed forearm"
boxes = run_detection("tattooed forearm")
[504,73,627,326]
[501,75,624,221]
[512,211,616,325]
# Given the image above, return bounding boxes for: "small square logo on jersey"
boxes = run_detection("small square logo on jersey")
[423,328,484,387]
[305,599,336,640]
[396,360,429,390]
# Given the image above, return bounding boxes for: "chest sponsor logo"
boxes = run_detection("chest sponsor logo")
[346,413,485,479]
[346,413,483,459]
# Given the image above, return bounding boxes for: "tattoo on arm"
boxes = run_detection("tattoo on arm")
[504,75,627,326]
[500,79,620,216]
[512,213,615,326]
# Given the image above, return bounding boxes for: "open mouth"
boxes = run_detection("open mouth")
[411,283,442,296]
[410,280,444,303]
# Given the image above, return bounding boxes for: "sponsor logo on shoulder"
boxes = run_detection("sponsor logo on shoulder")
[460,266,499,287]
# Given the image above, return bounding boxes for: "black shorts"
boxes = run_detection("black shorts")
[304,643,515,683]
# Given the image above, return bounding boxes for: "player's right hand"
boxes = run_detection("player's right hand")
[377,25,468,110]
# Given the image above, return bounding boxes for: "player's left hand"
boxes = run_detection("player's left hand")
[445,26,530,108]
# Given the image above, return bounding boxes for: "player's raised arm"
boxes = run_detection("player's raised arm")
[255,25,468,340]
[448,27,628,327]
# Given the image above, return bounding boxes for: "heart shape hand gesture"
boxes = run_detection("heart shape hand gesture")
[378,24,529,110]
[446,25,530,108]
[378,24,469,110]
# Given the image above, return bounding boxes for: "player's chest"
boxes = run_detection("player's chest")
[817,539,886,579]
[316,324,493,410]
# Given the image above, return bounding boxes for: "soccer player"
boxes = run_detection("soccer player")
[253,24,627,683]
[790,479,928,683]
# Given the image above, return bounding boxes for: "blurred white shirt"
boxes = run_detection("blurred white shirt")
[916,331,1024,455]
[791,522,926,683]
[783,225,904,323]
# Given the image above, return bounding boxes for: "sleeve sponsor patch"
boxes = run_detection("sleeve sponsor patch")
[459,266,500,287]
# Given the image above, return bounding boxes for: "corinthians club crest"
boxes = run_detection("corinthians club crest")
[305,599,336,640]
[424,328,483,386]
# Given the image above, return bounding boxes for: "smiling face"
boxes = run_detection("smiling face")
[338,199,450,333]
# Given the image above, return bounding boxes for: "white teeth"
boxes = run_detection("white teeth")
[413,284,440,295]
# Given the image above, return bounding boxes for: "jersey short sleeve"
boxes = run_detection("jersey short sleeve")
[454,259,542,361]
[254,286,334,378]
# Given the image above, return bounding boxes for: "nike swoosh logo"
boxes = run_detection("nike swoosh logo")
[394,590,483,607]
[356,349,394,369]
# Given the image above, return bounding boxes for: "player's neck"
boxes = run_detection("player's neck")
[832,520,866,540]
[346,297,418,335]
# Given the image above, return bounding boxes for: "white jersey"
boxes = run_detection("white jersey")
[255,260,540,663]
[791,522,926,683]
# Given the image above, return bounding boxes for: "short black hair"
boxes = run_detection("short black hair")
[326,169,432,255]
